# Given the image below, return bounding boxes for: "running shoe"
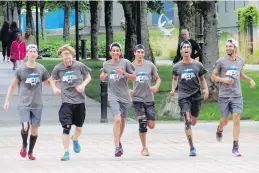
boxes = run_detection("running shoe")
[232,147,242,157]
[115,147,123,157]
[189,148,197,157]
[20,146,27,158]
[141,147,150,156]
[216,126,223,142]
[61,152,70,161]
[72,136,81,153]
[28,153,36,160]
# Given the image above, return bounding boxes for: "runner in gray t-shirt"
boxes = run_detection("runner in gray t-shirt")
[211,38,256,157]
[130,44,161,156]
[100,42,135,157]
[50,45,92,161]
[170,41,209,157]
[4,44,51,160]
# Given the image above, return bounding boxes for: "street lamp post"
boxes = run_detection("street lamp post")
[136,1,141,44]
[75,1,79,61]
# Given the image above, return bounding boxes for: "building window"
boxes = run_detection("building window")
[234,0,236,10]
[225,0,228,12]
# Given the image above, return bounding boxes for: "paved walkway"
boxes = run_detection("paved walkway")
[0,58,258,173]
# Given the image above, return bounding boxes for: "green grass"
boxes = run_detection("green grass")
[38,59,259,121]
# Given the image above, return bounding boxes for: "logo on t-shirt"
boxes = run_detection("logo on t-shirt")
[136,72,148,83]
[25,73,40,86]
[181,68,195,80]
[109,70,120,81]
[226,66,238,79]
[62,71,78,84]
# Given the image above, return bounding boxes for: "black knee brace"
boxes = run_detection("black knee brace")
[21,122,30,133]
[63,125,71,135]
[139,116,148,133]
[183,112,191,130]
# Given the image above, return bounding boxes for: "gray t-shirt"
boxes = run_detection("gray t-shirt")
[132,60,158,102]
[103,58,135,103]
[15,63,50,108]
[214,56,245,97]
[51,60,90,104]
[172,60,207,100]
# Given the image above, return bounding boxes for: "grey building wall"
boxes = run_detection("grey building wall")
[217,0,259,37]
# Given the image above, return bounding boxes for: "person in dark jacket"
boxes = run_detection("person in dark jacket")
[173,29,203,64]
[0,21,10,61]
[8,22,21,62]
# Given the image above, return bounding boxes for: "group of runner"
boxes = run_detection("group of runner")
[3,37,256,161]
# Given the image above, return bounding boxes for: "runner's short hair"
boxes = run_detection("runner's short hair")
[57,44,76,57]
[134,44,145,52]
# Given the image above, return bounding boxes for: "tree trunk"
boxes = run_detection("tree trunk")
[176,1,196,41]
[194,1,219,101]
[63,2,70,41]
[105,1,113,60]
[12,6,19,24]
[140,1,154,63]
[15,1,22,28]
[26,1,35,35]
[121,1,137,61]
[90,1,99,59]
[40,2,46,40]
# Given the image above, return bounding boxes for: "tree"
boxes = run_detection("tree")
[104,1,113,60]
[176,1,196,41]
[89,1,100,59]
[15,1,23,28]
[140,1,154,62]
[39,1,46,40]
[194,1,219,101]
[63,1,70,41]
[26,1,35,35]
[120,0,164,62]
[120,1,137,62]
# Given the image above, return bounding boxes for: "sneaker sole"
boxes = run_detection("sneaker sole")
[61,157,70,161]
[115,151,123,157]
[141,153,150,156]
[232,153,242,157]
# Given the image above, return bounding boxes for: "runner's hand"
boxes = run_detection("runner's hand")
[150,86,158,93]
[129,90,134,96]
[76,84,85,93]
[249,79,256,88]
[4,101,9,110]
[170,90,175,96]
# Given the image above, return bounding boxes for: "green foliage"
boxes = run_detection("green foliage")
[45,1,89,13]
[236,4,259,32]
[147,0,165,14]
[169,49,176,60]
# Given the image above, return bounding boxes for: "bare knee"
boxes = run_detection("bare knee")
[148,120,155,129]
[22,122,30,132]
[31,125,39,136]
[221,117,229,126]
[114,115,122,125]
[75,127,82,133]
[233,113,240,126]
[191,117,197,126]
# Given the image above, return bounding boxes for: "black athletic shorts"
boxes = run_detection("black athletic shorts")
[132,101,156,120]
[59,103,86,127]
[178,94,202,117]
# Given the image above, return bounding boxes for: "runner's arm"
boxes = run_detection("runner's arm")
[211,70,225,83]
[81,73,92,87]
[199,75,209,91]
[5,77,19,103]
[240,69,253,81]
[171,75,178,92]
[153,73,161,89]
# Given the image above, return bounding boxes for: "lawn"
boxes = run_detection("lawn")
[38,59,259,121]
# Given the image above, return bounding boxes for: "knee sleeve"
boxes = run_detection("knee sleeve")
[21,122,30,133]
[63,125,71,135]
[183,112,191,130]
[139,116,148,133]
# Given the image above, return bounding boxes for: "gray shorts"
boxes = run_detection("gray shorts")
[18,107,42,127]
[109,101,131,118]
[218,97,243,117]
[132,102,156,120]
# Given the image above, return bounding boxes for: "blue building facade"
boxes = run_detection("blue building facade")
[20,8,82,32]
